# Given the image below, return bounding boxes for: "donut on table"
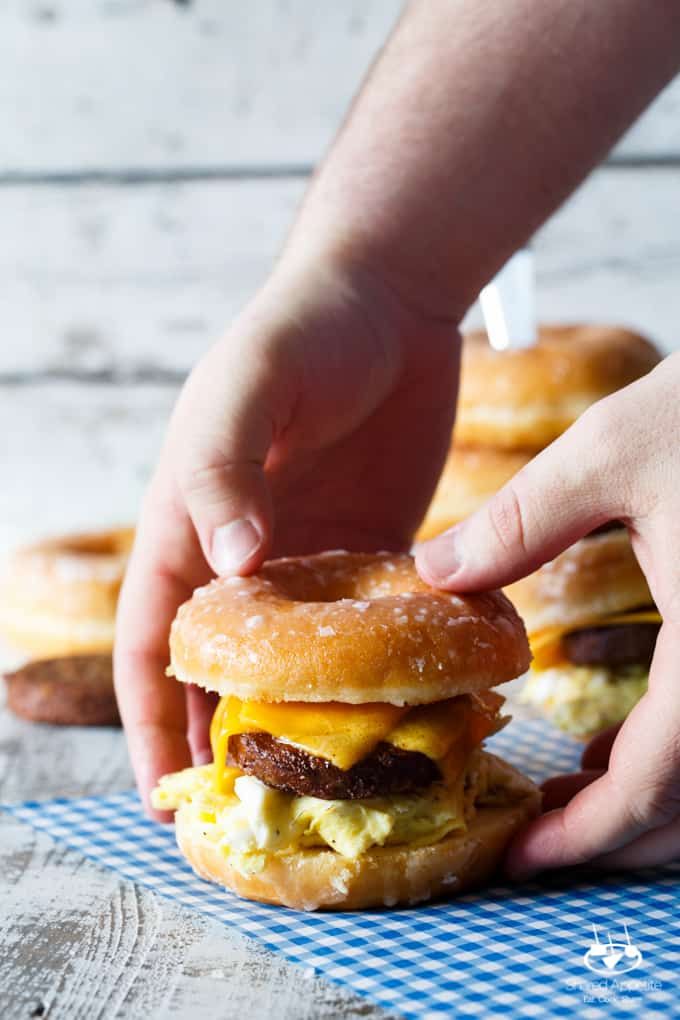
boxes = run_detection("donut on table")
[0,527,134,659]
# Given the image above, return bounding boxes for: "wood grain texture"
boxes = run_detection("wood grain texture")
[1,0,402,175]
[0,820,389,1020]
[0,382,175,555]
[1,167,678,378]
[0,677,529,1020]
[0,698,391,1019]
[2,0,678,177]
[0,177,304,375]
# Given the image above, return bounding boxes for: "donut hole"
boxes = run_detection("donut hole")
[262,555,426,605]
[58,530,134,560]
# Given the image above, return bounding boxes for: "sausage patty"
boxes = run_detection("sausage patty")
[563,622,660,669]
[227,731,441,800]
[4,654,119,726]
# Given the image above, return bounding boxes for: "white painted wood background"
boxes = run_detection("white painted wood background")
[1,2,679,1018]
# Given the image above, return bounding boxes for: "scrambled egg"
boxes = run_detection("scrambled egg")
[520,664,648,737]
[152,763,469,874]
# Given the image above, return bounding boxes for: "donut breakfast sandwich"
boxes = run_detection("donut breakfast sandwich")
[152,551,540,911]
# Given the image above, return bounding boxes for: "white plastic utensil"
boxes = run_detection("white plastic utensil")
[588,923,607,957]
[480,250,537,350]
[623,923,637,958]
[603,931,623,970]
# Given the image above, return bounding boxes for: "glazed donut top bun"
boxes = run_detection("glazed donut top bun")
[506,529,653,636]
[456,324,660,450]
[169,551,530,705]
[416,446,533,541]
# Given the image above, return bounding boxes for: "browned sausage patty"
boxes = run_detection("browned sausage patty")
[563,622,660,668]
[228,732,441,800]
[4,654,120,726]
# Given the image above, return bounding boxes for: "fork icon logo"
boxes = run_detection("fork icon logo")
[584,923,643,975]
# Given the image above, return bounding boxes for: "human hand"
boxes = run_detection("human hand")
[115,253,459,816]
[416,351,680,874]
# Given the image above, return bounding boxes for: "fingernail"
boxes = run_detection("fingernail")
[194,749,214,766]
[418,527,461,584]
[211,518,262,574]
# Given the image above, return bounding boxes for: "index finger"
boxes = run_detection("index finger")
[114,473,212,819]
[505,620,680,877]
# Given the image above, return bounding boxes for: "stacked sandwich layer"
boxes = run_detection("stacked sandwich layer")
[152,551,540,911]
[0,527,134,725]
[417,325,662,738]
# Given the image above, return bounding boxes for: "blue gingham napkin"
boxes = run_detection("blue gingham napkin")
[4,718,679,1020]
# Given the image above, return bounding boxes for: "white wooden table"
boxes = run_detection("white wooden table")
[1,2,679,1017]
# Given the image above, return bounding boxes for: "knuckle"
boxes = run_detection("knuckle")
[579,396,621,448]
[177,458,224,498]
[609,752,680,831]
[486,482,529,558]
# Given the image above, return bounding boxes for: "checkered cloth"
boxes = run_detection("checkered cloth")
[4,718,679,1019]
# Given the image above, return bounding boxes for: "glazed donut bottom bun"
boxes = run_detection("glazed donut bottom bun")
[174,753,540,911]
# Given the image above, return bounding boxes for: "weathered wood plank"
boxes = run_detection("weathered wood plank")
[0,0,402,175]
[0,177,305,376]
[1,167,678,379]
[1,0,678,177]
[0,817,390,1020]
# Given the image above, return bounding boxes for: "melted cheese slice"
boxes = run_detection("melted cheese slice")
[238,699,408,770]
[531,609,662,670]
[209,692,503,793]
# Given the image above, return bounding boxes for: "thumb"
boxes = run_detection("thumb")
[173,351,276,577]
[416,403,625,592]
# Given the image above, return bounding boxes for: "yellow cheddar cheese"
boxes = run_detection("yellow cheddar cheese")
[238,699,408,770]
